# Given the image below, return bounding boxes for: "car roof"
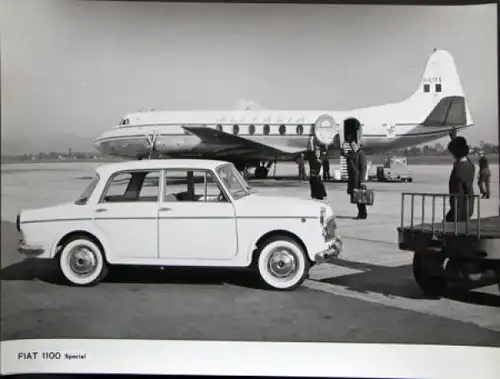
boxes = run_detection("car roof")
[95,159,231,177]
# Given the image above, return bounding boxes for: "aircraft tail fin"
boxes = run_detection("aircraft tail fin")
[407,49,473,126]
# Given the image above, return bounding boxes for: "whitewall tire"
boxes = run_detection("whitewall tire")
[59,236,108,286]
[256,236,310,291]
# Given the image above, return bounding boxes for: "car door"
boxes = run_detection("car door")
[158,168,238,260]
[93,169,160,260]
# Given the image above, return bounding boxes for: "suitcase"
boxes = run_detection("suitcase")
[350,186,375,206]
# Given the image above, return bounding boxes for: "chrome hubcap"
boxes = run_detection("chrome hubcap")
[68,246,97,277]
[268,248,297,278]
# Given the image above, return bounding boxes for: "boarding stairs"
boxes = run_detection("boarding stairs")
[339,142,352,180]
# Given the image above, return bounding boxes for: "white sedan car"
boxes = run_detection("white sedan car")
[17,159,342,291]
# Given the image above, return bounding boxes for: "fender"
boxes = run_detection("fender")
[49,221,112,260]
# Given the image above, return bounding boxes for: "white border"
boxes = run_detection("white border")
[1,340,500,378]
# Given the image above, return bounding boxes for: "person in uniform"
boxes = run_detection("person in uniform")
[308,149,327,200]
[321,152,331,181]
[445,136,475,222]
[341,141,368,219]
[477,150,491,199]
[297,153,307,180]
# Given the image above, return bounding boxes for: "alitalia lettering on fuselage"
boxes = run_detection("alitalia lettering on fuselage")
[212,114,313,125]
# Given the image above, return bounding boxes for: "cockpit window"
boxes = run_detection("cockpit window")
[119,118,130,127]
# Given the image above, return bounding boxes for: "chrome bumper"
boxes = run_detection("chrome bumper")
[18,240,45,258]
[314,237,343,263]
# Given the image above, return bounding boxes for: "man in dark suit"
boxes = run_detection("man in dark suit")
[477,150,491,199]
[342,141,368,219]
[446,136,475,222]
[308,149,327,200]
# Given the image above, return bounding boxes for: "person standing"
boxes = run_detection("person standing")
[321,152,331,181]
[477,150,491,199]
[446,136,475,222]
[308,149,327,200]
[341,141,368,219]
[297,153,307,180]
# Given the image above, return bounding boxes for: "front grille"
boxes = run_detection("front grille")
[324,217,337,241]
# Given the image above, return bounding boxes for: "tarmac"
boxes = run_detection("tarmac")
[1,160,499,345]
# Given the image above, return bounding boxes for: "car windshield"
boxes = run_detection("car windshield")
[75,173,100,205]
[216,164,251,200]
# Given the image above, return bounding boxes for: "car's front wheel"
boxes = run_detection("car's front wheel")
[256,236,310,291]
[59,235,108,286]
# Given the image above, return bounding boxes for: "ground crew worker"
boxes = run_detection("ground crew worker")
[297,153,306,180]
[321,152,331,181]
[477,150,490,199]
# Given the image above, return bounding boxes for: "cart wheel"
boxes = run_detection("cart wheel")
[412,249,447,297]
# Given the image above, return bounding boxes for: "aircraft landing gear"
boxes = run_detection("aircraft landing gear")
[254,166,269,179]
[233,160,275,180]
[254,161,275,179]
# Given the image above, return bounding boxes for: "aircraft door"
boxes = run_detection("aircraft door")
[343,118,362,144]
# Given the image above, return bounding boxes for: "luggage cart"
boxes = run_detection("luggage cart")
[397,192,500,296]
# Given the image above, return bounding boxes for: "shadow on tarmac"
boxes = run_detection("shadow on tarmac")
[0,259,271,290]
[320,258,500,307]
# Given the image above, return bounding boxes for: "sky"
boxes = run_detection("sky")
[0,0,498,154]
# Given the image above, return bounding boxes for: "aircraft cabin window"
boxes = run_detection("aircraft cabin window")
[436,84,442,93]
[263,124,270,135]
[233,124,239,135]
[216,124,222,132]
[279,125,287,135]
[249,124,256,135]
[423,84,430,93]
[296,124,303,135]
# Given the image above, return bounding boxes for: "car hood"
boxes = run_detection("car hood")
[20,202,90,223]
[234,193,332,218]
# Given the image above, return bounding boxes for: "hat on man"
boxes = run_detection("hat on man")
[447,136,469,159]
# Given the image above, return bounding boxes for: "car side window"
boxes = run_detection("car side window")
[102,170,160,203]
[164,169,226,202]
[194,170,227,202]
[103,172,132,202]
[137,171,160,202]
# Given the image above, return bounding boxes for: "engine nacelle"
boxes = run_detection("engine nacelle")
[314,114,339,146]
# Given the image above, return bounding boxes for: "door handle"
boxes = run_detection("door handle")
[159,207,172,212]
[95,208,107,213]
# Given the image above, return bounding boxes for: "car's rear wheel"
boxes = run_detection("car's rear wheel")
[256,236,310,291]
[59,236,108,286]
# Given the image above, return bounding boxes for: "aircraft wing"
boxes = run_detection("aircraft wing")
[183,126,306,157]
